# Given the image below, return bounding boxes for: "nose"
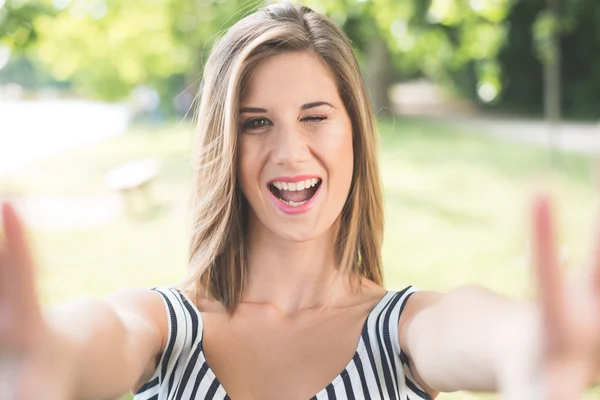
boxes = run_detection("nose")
[270,125,310,167]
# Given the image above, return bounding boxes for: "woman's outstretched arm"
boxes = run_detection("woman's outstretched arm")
[45,288,167,398]
[400,195,600,399]
[401,287,541,397]
[0,202,167,400]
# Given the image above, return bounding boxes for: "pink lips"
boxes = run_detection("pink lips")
[267,175,322,215]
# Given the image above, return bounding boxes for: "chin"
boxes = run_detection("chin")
[272,224,330,243]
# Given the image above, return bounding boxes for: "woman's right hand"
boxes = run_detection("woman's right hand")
[0,202,77,400]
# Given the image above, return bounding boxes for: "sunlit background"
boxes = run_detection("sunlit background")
[1,0,600,398]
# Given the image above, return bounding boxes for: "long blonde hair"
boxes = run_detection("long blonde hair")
[182,3,384,311]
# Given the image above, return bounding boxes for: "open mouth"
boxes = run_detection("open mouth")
[268,178,322,207]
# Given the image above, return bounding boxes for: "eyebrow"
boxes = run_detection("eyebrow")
[301,101,334,110]
[239,101,334,114]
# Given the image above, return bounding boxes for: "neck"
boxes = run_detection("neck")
[242,217,348,313]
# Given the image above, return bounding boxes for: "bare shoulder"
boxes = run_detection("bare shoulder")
[399,290,443,350]
[398,290,443,345]
[105,287,169,348]
[106,287,167,317]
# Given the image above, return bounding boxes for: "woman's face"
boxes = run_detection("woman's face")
[237,51,354,242]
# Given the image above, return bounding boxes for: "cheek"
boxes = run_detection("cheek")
[321,121,353,181]
[341,130,354,172]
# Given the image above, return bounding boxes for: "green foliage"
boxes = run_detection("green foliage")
[494,0,600,119]
[5,0,600,118]
[532,10,559,64]
[29,0,266,107]
[15,0,515,108]
[370,0,512,103]
[291,0,514,105]
[0,0,54,50]
[34,0,190,101]
[0,52,70,88]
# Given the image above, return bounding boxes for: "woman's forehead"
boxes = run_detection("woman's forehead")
[240,52,339,107]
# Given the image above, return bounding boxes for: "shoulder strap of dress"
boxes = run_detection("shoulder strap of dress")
[150,287,204,385]
[385,285,418,356]
[386,286,432,400]
[359,286,427,399]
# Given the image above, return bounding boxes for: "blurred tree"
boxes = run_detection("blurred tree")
[33,0,396,114]
[352,0,509,106]
[305,0,515,110]
[32,0,262,111]
[379,0,600,120]
[533,0,561,125]
[19,0,600,118]
[498,0,600,119]
[0,1,64,93]
[35,0,189,103]
[0,53,70,89]
[0,0,53,50]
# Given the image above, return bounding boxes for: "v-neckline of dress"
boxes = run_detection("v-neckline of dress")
[176,289,394,399]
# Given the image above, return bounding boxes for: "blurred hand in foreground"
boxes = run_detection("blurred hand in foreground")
[532,195,600,399]
[0,202,75,400]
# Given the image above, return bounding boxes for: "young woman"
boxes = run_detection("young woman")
[1,3,599,400]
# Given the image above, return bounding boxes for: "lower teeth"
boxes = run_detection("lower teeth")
[279,198,308,207]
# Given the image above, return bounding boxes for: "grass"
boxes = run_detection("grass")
[378,118,597,297]
[2,117,599,399]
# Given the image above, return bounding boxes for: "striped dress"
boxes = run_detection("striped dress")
[134,286,432,400]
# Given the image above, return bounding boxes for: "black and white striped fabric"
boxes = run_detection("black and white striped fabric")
[134,286,431,400]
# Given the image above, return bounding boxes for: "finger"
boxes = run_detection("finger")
[590,155,600,292]
[590,215,600,294]
[1,202,40,322]
[3,202,33,274]
[532,194,567,349]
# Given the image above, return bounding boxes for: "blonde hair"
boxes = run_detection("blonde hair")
[182,3,384,311]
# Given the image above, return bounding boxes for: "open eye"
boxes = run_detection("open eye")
[242,117,272,131]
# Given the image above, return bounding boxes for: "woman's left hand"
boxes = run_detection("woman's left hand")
[532,194,600,399]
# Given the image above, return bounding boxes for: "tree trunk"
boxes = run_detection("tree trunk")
[364,37,393,115]
[544,0,561,160]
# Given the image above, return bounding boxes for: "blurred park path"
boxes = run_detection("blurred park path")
[0,99,131,175]
[0,99,132,228]
[451,116,600,155]
[9,194,123,229]
[390,82,600,155]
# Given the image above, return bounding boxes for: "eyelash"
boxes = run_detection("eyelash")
[241,116,327,131]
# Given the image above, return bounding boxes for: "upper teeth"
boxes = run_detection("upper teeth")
[271,178,319,191]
